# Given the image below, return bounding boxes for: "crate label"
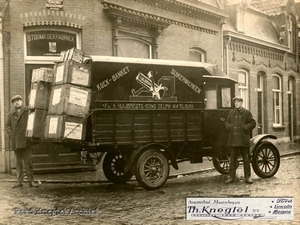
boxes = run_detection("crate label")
[52,88,61,105]
[55,64,64,83]
[27,112,35,131]
[71,67,89,86]
[64,122,83,140]
[29,89,37,107]
[31,69,38,82]
[49,117,58,134]
[68,87,88,107]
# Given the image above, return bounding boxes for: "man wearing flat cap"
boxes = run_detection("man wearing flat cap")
[5,95,38,188]
[224,96,256,184]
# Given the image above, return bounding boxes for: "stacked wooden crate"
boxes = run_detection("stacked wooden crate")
[44,48,92,142]
[26,68,53,139]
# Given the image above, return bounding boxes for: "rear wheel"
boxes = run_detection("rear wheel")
[212,156,239,175]
[252,142,280,178]
[103,152,133,184]
[135,149,169,190]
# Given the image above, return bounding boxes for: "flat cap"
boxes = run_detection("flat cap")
[232,96,243,101]
[11,95,22,103]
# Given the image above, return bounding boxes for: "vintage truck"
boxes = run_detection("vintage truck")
[55,56,280,190]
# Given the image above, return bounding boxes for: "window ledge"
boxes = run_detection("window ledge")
[272,124,285,129]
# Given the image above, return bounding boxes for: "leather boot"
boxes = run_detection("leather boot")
[225,163,236,184]
[29,182,39,188]
[12,183,23,188]
[245,177,253,184]
[225,178,234,184]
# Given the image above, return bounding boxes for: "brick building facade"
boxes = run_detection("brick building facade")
[223,0,300,143]
[0,0,227,172]
[0,0,299,173]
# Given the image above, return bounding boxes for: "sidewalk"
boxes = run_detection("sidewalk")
[0,141,299,183]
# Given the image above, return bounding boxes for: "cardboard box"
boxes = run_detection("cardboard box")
[48,84,91,118]
[44,115,87,141]
[32,68,53,83]
[66,47,84,63]
[53,60,91,87]
[28,81,51,110]
[26,109,47,138]
[59,51,66,61]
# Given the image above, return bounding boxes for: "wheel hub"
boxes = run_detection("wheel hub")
[151,167,157,172]
[262,157,270,165]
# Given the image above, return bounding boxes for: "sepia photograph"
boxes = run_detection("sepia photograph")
[0,0,299,224]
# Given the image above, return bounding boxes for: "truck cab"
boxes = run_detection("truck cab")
[202,76,237,157]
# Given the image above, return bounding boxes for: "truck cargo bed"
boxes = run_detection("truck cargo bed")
[92,110,202,145]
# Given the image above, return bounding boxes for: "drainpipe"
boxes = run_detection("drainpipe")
[0,1,9,172]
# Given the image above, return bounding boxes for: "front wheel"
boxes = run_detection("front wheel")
[251,142,280,178]
[103,152,133,184]
[135,149,169,190]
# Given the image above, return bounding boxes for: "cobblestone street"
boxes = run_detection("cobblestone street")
[0,153,299,225]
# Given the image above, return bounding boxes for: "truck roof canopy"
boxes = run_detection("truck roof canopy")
[85,55,227,77]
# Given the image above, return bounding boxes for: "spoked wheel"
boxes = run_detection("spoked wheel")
[135,149,169,190]
[103,151,133,184]
[252,142,280,178]
[212,156,239,175]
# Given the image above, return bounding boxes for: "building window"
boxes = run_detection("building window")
[288,15,296,53]
[272,74,283,126]
[24,27,81,62]
[189,48,206,62]
[238,69,249,109]
[117,37,152,58]
[110,18,160,59]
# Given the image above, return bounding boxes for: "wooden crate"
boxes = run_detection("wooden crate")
[26,109,47,138]
[28,81,51,110]
[48,84,91,118]
[66,47,84,63]
[31,68,53,83]
[53,60,91,87]
[44,115,87,141]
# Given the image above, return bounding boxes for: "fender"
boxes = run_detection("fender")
[124,143,178,173]
[250,134,277,154]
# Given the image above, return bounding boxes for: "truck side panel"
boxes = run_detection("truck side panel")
[90,61,204,146]
[92,111,202,145]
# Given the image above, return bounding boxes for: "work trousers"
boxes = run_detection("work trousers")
[229,147,251,179]
[14,147,34,183]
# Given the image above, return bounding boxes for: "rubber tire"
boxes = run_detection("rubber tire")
[212,156,239,175]
[252,142,280,178]
[135,149,169,190]
[103,152,133,184]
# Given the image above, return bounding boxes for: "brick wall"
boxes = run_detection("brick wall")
[226,42,300,142]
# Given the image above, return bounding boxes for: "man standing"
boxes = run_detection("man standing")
[224,96,256,184]
[5,95,38,188]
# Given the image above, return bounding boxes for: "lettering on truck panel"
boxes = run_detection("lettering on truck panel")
[170,68,201,94]
[95,66,203,109]
[96,66,130,91]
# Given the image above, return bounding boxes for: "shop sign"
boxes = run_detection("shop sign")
[46,0,63,10]
[26,30,77,57]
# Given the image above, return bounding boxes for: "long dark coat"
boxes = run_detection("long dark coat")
[224,107,256,147]
[5,106,32,150]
